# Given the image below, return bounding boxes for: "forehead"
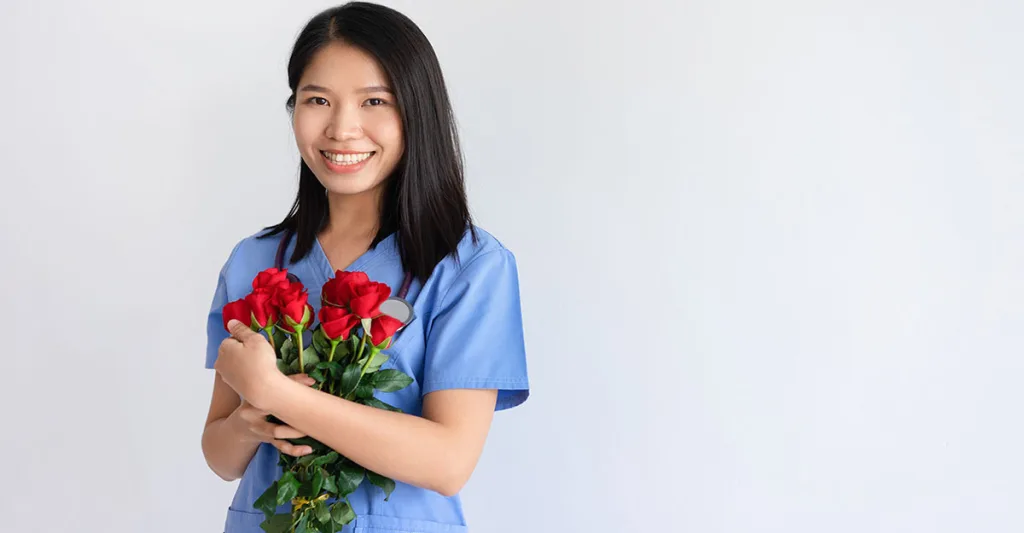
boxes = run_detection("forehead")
[299,41,390,90]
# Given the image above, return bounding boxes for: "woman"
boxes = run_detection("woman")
[200,3,530,532]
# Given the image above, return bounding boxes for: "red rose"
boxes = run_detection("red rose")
[319,306,360,340]
[222,299,253,331]
[244,287,278,328]
[348,281,392,318]
[322,271,370,308]
[275,281,313,333]
[252,267,290,294]
[369,314,404,345]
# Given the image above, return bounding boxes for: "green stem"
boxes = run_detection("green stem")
[345,333,373,400]
[295,328,305,374]
[318,340,339,392]
[356,331,368,367]
[265,327,276,351]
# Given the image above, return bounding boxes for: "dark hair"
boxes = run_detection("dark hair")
[259,1,475,281]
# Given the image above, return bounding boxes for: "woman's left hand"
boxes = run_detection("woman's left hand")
[215,319,284,410]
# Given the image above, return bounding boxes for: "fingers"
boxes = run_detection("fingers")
[262,423,312,456]
[256,418,306,440]
[288,373,317,387]
[254,419,308,443]
[237,401,267,422]
[269,423,307,440]
[271,439,314,457]
[226,319,263,345]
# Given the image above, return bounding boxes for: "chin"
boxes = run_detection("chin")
[321,176,385,197]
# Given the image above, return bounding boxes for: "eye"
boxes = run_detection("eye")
[306,96,329,106]
[365,98,388,107]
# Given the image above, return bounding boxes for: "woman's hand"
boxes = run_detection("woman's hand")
[228,373,318,457]
[215,319,285,409]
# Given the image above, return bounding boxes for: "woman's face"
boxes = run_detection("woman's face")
[292,41,404,198]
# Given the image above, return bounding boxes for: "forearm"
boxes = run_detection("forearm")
[262,376,467,496]
[201,412,261,481]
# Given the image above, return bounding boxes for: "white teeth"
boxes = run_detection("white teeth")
[322,151,373,165]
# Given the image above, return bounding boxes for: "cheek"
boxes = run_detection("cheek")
[292,110,321,150]
[368,113,404,153]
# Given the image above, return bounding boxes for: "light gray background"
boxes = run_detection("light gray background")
[1,0,1021,531]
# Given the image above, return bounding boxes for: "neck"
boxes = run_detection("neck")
[321,188,382,243]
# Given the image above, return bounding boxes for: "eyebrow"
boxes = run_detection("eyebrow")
[297,84,394,94]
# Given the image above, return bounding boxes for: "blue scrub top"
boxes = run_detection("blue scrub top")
[205,226,530,533]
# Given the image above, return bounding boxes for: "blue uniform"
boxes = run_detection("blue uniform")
[205,227,530,533]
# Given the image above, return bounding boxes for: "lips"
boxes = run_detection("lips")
[320,151,374,165]
[319,150,376,174]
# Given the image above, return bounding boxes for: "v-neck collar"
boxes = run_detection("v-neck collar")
[309,232,398,288]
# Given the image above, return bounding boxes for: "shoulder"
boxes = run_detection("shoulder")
[216,228,288,297]
[427,225,521,303]
[444,225,519,278]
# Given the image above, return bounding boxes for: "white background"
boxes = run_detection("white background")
[2,0,1022,531]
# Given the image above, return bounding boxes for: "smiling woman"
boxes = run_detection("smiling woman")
[199,3,530,533]
[291,44,404,193]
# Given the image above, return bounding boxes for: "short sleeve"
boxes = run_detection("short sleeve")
[204,244,239,369]
[422,248,530,411]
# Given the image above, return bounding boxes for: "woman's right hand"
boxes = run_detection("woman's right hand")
[229,373,317,457]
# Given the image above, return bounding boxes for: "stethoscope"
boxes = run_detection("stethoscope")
[274,235,416,330]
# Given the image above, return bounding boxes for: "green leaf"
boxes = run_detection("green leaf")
[309,368,325,383]
[280,337,297,364]
[311,468,325,496]
[276,359,290,374]
[314,499,331,524]
[296,453,317,467]
[254,482,279,517]
[276,471,301,505]
[355,381,374,399]
[272,328,288,356]
[365,351,389,373]
[300,477,315,498]
[361,397,402,413]
[340,364,362,396]
[310,451,339,468]
[313,326,331,356]
[366,471,396,501]
[322,361,344,379]
[331,501,356,526]
[335,461,365,497]
[289,357,301,374]
[372,369,413,392]
[302,350,322,373]
[332,340,352,364]
[321,474,338,494]
[294,514,309,533]
[260,513,293,533]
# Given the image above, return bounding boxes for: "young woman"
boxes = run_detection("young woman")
[200,3,530,532]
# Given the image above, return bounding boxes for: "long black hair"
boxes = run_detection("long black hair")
[259,1,475,281]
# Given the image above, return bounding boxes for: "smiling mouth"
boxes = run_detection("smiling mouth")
[320,150,375,165]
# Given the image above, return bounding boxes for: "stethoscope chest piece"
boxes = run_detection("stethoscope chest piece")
[380,297,415,330]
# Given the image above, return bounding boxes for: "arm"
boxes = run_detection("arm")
[257,375,497,497]
[201,373,317,481]
[201,374,259,481]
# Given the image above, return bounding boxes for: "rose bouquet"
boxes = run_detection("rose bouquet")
[221,267,413,533]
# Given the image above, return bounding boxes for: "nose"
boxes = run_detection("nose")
[325,106,363,141]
